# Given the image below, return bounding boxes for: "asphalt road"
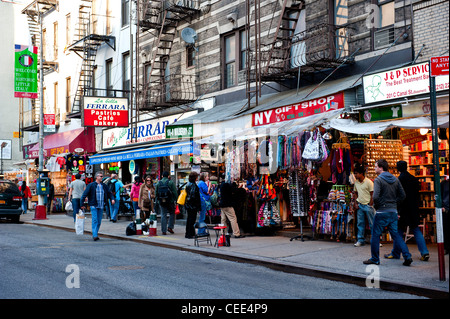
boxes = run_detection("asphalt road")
[0,222,427,302]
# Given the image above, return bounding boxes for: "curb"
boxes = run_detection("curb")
[23,220,449,299]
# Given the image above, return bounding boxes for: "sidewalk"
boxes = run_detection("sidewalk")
[21,212,449,298]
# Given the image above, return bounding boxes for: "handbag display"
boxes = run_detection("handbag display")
[177,189,187,205]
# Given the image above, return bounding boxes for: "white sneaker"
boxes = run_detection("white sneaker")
[354,242,364,247]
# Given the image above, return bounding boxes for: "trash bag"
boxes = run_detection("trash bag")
[126,222,136,236]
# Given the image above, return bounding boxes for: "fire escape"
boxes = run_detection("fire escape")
[246,0,353,107]
[20,0,59,132]
[66,0,115,119]
[137,0,200,111]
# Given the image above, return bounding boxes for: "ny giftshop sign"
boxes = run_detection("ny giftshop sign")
[363,62,449,104]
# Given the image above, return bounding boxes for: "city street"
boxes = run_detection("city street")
[0,222,427,301]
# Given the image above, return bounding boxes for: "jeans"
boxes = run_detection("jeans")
[90,206,103,238]
[159,203,175,233]
[109,199,120,221]
[356,204,374,243]
[392,226,429,257]
[370,212,411,263]
[22,199,28,214]
[132,200,139,217]
[197,200,207,235]
[72,198,81,222]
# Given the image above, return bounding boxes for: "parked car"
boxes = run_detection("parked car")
[0,180,23,223]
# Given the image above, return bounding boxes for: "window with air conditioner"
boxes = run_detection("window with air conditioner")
[374,1,395,50]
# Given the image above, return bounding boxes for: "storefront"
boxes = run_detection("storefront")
[26,127,96,212]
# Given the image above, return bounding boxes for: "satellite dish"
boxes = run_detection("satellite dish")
[181,27,197,44]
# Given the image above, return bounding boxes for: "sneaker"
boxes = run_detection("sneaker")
[419,254,430,261]
[363,259,380,265]
[403,258,413,266]
[384,253,399,259]
[354,242,364,247]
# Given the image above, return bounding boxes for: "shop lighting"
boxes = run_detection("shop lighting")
[420,128,429,135]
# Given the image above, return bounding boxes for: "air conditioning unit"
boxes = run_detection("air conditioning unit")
[374,27,394,50]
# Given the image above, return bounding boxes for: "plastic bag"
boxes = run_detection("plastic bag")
[65,200,73,211]
[177,189,187,205]
[75,211,85,235]
[126,222,136,236]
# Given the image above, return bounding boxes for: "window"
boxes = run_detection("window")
[106,0,112,34]
[106,59,113,97]
[53,22,58,59]
[187,46,196,68]
[66,77,71,114]
[379,1,395,28]
[222,29,247,88]
[66,14,71,46]
[54,82,58,119]
[122,52,130,98]
[42,28,47,60]
[122,0,130,27]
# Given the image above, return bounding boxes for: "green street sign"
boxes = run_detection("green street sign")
[14,45,38,98]
[166,124,194,139]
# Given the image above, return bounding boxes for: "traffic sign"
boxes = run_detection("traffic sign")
[430,56,449,77]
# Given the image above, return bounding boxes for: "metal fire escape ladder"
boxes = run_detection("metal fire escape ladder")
[68,0,116,117]
[263,0,303,78]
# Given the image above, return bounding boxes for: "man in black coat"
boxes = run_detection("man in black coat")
[219,180,244,238]
[388,161,430,260]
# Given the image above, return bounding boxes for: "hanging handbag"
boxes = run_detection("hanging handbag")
[302,130,321,161]
[177,189,187,205]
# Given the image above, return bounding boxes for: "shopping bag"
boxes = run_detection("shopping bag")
[65,200,73,211]
[177,189,187,205]
[302,131,321,161]
[175,204,181,215]
[75,210,85,235]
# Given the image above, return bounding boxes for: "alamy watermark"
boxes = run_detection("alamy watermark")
[65,264,80,289]
[365,265,380,289]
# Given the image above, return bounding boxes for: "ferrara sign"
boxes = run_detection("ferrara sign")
[83,96,129,127]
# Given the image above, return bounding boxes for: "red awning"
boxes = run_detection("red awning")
[28,127,95,158]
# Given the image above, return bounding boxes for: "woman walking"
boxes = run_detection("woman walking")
[138,175,155,221]
[185,172,201,238]
[130,176,143,217]
[20,181,32,214]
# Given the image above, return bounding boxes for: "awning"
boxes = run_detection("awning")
[327,114,450,134]
[28,127,95,158]
[198,109,345,144]
[89,140,199,165]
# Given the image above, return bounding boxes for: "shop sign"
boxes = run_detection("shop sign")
[83,96,129,127]
[102,111,197,149]
[363,62,449,104]
[166,124,193,139]
[398,129,428,146]
[430,56,449,77]
[14,45,38,99]
[252,92,345,127]
[360,96,449,123]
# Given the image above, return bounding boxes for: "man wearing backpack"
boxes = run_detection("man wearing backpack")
[107,173,124,223]
[155,171,177,235]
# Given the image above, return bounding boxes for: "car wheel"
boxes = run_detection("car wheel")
[11,215,20,223]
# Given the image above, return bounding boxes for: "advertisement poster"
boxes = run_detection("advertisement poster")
[14,45,38,98]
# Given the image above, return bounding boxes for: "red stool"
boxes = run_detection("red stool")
[213,226,227,247]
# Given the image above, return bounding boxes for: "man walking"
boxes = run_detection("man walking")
[363,159,412,266]
[353,165,374,247]
[68,173,86,222]
[108,173,124,222]
[81,171,115,241]
[155,171,177,235]
[385,161,429,261]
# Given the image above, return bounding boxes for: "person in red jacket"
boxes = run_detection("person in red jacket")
[20,181,32,214]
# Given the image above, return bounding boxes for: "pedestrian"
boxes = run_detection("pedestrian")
[138,175,155,221]
[155,171,177,235]
[19,181,32,214]
[68,173,86,222]
[185,172,201,239]
[385,161,429,261]
[441,178,449,255]
[219,179,244,238]
[197,173,210,235]
[107,173,124,223]
[353,165,374,247]
[80,171,115,241]
[363,159,412,266]
[130,176,143,217]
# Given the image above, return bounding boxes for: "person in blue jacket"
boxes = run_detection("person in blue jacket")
[81,171,115,241]
[197,173,210,235]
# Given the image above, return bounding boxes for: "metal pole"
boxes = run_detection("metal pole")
[429,68,445,281]
[38,11,44,206]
